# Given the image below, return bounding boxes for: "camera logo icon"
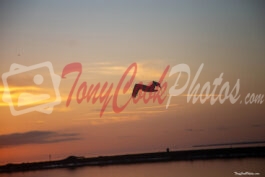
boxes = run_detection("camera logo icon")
[2,62,61,116]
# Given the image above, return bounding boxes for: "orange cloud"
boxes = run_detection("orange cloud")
[0,85,69,108]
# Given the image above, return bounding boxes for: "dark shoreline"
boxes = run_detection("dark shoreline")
[1,146,264,173]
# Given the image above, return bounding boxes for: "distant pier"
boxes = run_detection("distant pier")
[0,146,264,173]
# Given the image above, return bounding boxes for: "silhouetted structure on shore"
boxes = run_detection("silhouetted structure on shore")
[0,146,264,173]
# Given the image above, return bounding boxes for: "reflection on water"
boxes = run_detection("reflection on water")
[2,158,264,177]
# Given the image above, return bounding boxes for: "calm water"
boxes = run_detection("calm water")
[2,158,264,177]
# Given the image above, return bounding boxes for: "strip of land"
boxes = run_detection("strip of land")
[0,146,264,173]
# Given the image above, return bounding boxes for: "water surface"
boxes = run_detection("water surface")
[2,158,264,177]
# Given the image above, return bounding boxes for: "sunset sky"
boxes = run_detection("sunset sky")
[0,0,264,165]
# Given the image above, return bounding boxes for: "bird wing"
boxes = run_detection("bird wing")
[132,84,141,97]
